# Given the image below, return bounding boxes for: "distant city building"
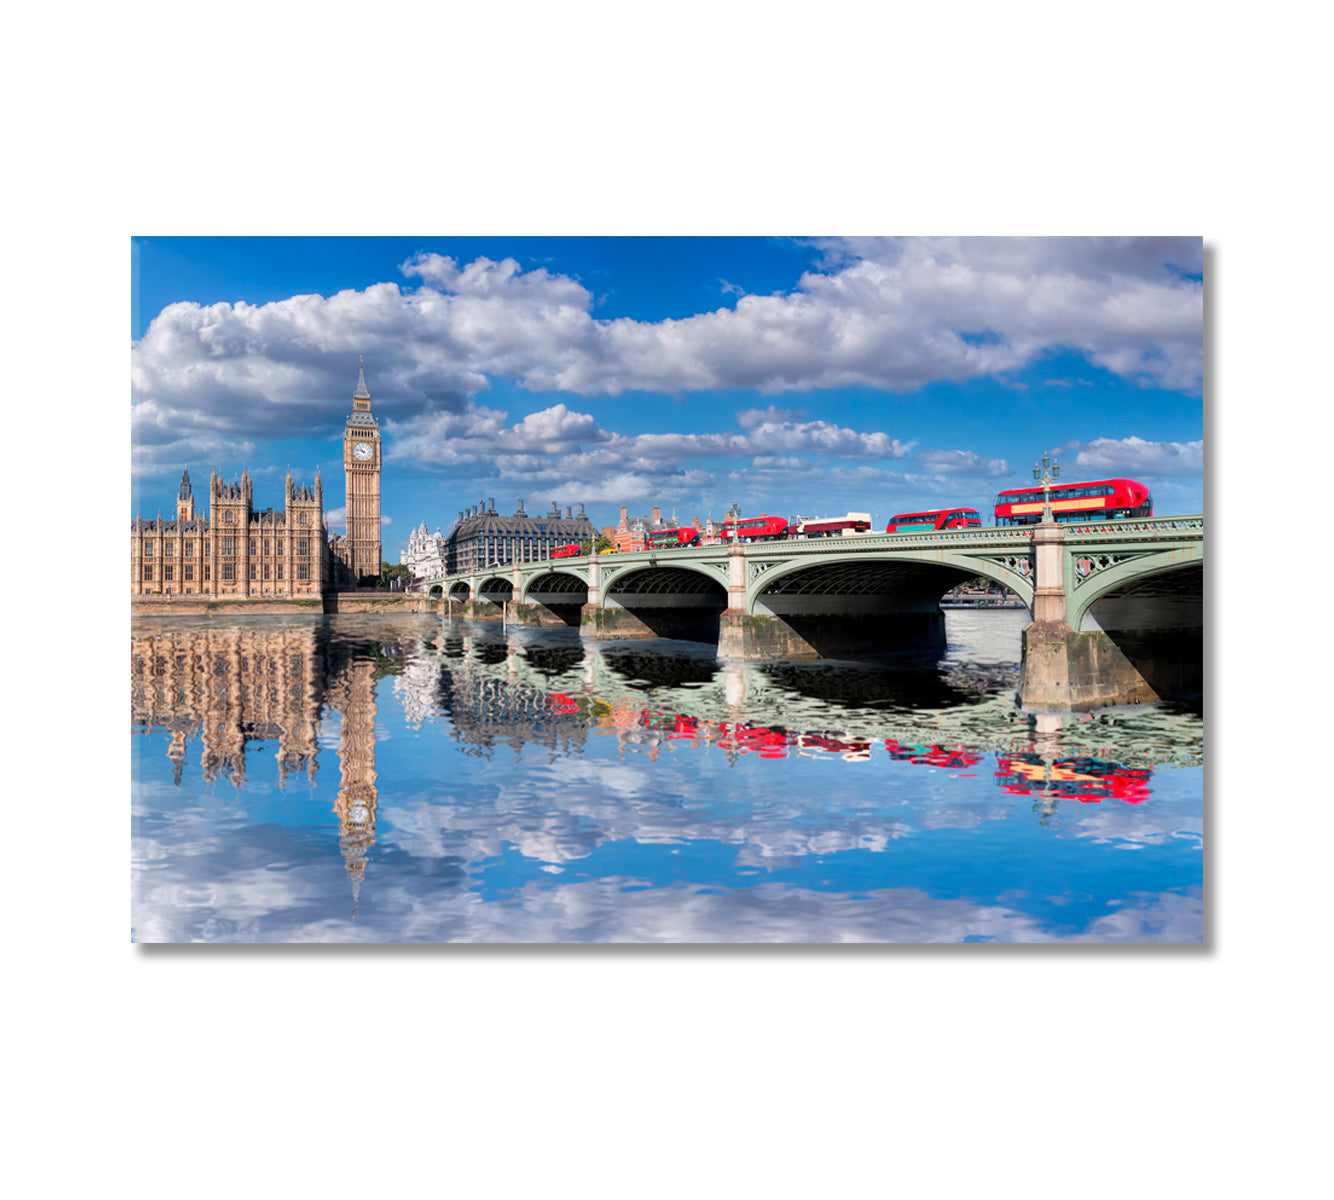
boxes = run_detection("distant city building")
[401,521,448,579]
[614,504,707,550]
[443,499,598,574]
[130,466,329,597]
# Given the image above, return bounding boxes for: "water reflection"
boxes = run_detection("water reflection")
[131,614,1204,943]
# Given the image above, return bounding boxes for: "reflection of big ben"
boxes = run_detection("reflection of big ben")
[343,357,381,583]
[332,660,379,911]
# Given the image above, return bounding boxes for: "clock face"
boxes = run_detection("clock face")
[353,442,373,461]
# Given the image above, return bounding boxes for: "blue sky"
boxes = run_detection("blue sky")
[131,236,1204,554]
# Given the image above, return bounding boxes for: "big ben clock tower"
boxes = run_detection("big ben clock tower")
[343,357,382,583]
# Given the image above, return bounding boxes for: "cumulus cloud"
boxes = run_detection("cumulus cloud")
[737,404,806,428]
[387,402,913,493]
[915,449,1011,476]
[1063,436,1205,477]
[131,238,1203,469]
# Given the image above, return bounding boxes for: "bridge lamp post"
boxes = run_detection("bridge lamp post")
[1033,453,1061,524]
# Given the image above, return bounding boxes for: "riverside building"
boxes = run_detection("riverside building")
[130,467,329,597]
[442,499,598,574]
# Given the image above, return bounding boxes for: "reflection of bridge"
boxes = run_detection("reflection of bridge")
[420,517,1205,710]
[400,627,1202,772]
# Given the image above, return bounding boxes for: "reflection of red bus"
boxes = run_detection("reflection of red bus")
[995,754,1151,804]
[884,739,984,769]
[718,722,790,758]
[994,478,1152,526]
[647,527,701,549]
[885,508,982,532]
[799,513,872,538]
[551,543,582,558]
[799,731,873,756]
[720,514,789,542]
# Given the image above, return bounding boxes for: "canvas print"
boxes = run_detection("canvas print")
[130,236,1204,943]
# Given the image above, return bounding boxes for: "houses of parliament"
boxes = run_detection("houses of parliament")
[130,362,383,596]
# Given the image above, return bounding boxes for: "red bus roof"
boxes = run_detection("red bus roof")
[995,478,1144,497]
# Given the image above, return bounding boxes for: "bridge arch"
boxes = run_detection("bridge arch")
[521,568,590,601]
[735,550,1033,660]
[476,575,514,603]
[520,569,590,627]
[599,558,727,596]
[747,550,1032,614]
[1066,551,1203,632]
[598,562,729,644]
[447,580,470,602]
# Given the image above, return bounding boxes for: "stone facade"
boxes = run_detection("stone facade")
[401,521,449,580]
[132,363,382,598]
[331,360,382,586]
[130,467,329,597]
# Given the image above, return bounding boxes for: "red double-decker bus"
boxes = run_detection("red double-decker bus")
[647,527,701,549]
[885,508,982,533]
[720,514,789,542]
[550,543,582,558]
[993,478,1152,526]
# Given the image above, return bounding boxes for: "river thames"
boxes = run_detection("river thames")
[130,609,1203,942]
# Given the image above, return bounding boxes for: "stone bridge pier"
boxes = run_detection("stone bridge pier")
[1016,523,1203,711]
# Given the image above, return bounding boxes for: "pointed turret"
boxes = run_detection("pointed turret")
[352,356,372,411]
[176,468,195,522]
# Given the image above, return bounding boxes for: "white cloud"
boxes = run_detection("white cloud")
[915,449,1011,477]
[131,238,1203,467]
[386,403,914,493]
[1063,436,1204,477]
[737,404,806,428]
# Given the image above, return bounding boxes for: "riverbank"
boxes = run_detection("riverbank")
[130,592,439,617]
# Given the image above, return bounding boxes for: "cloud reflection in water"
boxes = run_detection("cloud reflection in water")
[131,614,1203,942]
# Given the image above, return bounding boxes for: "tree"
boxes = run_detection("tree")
[582,534,614,555]
[381,562,413,588]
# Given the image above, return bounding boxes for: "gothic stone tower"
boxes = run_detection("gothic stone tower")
[342,358,382,584]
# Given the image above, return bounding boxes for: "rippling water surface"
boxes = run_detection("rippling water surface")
[131,610,1204,942]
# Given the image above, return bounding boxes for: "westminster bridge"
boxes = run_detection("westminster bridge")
[419,516,1205,711]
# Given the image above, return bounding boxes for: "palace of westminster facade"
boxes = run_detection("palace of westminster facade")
[130,362,384,596]
[132,359,602,596]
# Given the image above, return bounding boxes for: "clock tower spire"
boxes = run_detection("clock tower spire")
[342,357,382,585]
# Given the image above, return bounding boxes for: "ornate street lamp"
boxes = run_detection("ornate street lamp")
[1033,453,1061,523]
